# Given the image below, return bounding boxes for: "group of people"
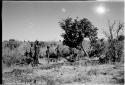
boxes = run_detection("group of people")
[24,41,40,66]
[46,45,60,63]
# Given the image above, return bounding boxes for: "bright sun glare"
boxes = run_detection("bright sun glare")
[96,5,106,15]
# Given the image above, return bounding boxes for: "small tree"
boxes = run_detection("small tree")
[59,17,98,59]
[103,20,124,63]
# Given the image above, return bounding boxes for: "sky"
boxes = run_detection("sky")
[2,1,124,41]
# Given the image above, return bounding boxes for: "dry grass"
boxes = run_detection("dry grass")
[2,60,124,85]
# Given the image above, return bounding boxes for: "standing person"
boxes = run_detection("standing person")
[31,40,40,66]
[34,40,40,66]
[55,45,60,61]
[30,43,34,66]
[46,46,50,63]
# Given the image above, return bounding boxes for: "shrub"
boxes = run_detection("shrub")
[88,38,106,58]
[103,20,124,63]
[2,41,33,66]
[2,39,21,50]
[2,48,22,66]
[105,39,124,63]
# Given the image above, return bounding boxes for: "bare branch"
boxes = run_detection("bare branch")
[111,21,116,30]
[116,21,124,39]
[103,31,110,39]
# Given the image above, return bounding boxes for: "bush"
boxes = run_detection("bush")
[2,41,34,66]
[103,20,124,63]
[2,48,22,66]
[88,38,106,58]
[105,39,124,63]
[2,39,21,50]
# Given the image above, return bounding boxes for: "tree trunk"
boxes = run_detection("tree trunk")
[81,40,89,58]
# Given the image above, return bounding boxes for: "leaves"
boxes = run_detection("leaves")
[59,17,98,49]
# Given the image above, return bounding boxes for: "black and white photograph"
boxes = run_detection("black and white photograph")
[2,0,124,85]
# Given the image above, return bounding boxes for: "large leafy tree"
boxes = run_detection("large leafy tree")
[59,17,98,57]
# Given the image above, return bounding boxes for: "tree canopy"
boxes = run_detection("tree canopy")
[59,17,98,49]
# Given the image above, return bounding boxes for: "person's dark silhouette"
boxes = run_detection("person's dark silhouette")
[46,46,50,63]
[56,45,60,60]
[33,40,40,66]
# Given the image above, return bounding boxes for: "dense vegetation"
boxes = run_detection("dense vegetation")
[2,17,124,67]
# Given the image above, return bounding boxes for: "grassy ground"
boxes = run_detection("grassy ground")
[2,59,124,85]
